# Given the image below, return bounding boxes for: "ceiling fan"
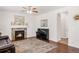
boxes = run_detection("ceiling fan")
[22,6,38,14]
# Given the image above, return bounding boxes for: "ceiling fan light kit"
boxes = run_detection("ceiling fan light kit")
[22,6,38,14]
[27,10,32,14]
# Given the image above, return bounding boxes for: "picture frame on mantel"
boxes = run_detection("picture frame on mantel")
[41,19,48,27]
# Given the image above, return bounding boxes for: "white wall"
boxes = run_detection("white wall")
[0,11,36,40]
[53,7,79,48]
[66,7,79,48]
[35,11,58,42]
[36,7,79,48]
[26,14,36,37]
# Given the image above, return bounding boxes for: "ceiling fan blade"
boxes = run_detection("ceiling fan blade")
[32,8,37,10]
[32,7,38,13]
[22,7,27,9]
[32,11,38,13]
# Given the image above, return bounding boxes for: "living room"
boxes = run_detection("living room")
[0,6,79,53]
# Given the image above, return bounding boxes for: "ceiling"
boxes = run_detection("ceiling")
[0,6,64,14]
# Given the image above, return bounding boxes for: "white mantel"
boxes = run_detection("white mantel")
[11,25,27,28]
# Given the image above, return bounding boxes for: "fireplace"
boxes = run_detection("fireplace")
[11,28,27,41]
[15,30,24,40]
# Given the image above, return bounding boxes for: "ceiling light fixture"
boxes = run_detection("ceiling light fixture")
[22,6,38,14]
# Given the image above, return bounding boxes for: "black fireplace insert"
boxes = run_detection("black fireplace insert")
[15,30,24,40]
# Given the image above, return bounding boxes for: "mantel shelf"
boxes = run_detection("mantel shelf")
[11,25,27,28]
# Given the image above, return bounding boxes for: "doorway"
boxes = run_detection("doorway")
[57,12,68,45]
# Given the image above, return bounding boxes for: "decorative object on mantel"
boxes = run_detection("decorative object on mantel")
[74,15,79,20]
[41,19,48,27]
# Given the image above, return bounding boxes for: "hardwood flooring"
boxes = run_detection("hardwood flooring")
[48,42,79,53]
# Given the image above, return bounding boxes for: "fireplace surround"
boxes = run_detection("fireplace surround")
[11,28,27,41]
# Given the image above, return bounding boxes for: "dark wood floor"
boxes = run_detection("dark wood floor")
[48,42,79,53]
